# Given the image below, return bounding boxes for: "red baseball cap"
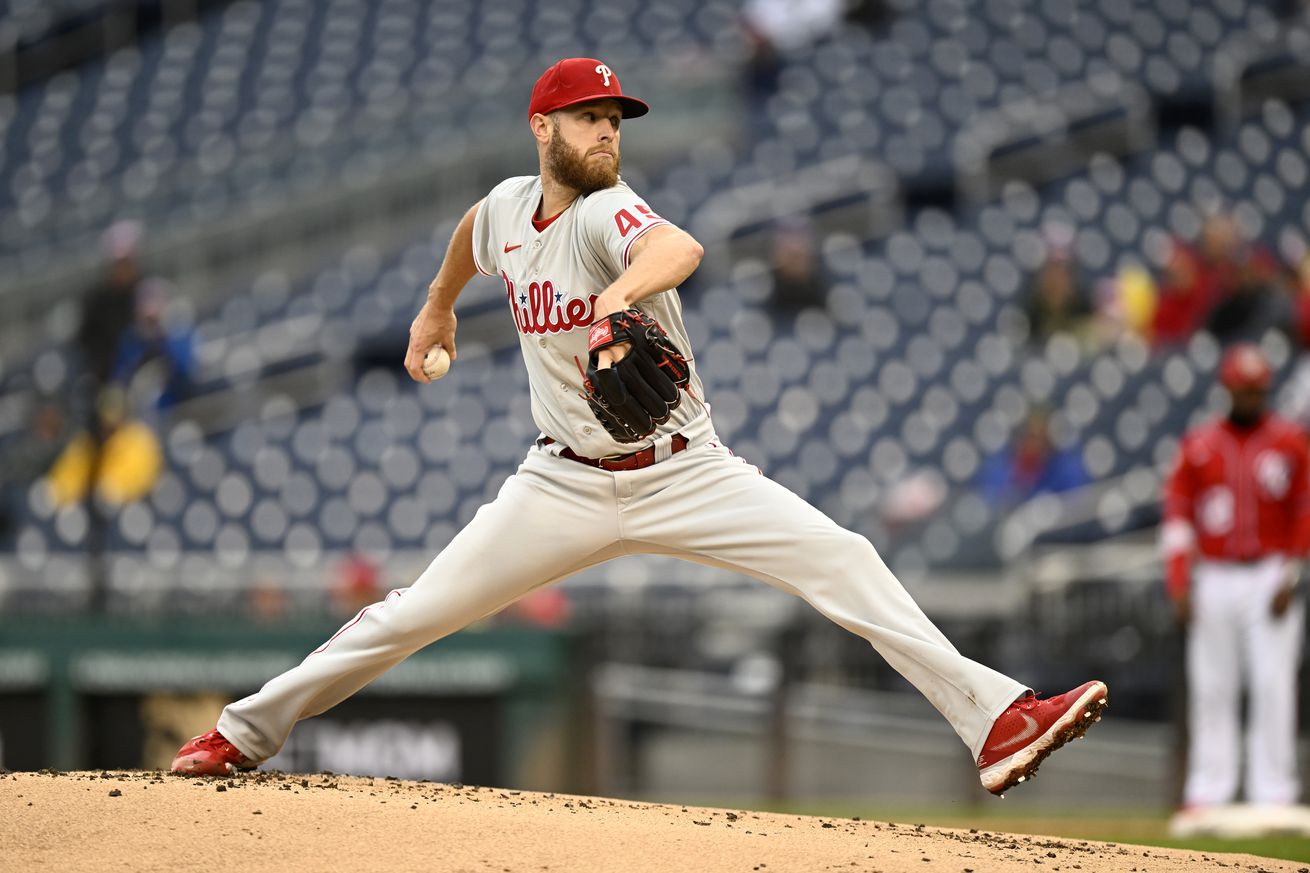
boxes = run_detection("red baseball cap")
[1219,343,1272,392]
[528,58,649,121]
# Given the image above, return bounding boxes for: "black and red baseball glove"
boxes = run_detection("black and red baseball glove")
[583,308,691,444]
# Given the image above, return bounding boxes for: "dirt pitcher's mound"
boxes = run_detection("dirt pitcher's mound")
[0,771,1297,873]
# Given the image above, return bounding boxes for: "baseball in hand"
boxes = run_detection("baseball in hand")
[422,345,451,380]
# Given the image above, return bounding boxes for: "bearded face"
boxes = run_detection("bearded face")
[546,117,620,194]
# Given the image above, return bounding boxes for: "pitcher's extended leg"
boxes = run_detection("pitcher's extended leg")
[624,444,1026,759]
[217,450,621,761]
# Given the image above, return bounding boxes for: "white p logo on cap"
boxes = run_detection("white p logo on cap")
[595,63,612,87]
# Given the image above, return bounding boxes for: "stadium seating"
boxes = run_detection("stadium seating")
[0,0,743,270]
[0,0,1291,273]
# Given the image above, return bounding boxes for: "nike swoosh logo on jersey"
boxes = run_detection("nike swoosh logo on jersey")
[504,243,522,253]
[993,712,1041,752]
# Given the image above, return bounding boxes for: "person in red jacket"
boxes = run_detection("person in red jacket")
[1162,343,1310,818]
[1151,214,1282,348]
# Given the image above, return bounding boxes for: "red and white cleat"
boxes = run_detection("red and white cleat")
[977,680,1108,796]
[170,729,256,776]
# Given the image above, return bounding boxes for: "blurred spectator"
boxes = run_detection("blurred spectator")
[1292,253,1310,349]
[1151,212,1283,348]
[1095,265,1157,341]
[72,219,148,612]
[879,470,947,527]
[46,388,163,508]
[0,399,70,545]
[46,386,163,612]
[1024,241,1093,346]
[741,0,843,105]
[742,0,843,51]
[978,410,1089,506]
[843,0,893,30]
[332,554,384,618]
[78,220,145,393]
[1203,268,1290,349]
[1282,253,1310,428]
[767,217,826,311]
[112,279,196,412]
[502,588,571,629]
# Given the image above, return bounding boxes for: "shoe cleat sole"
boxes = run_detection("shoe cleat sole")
[979,681,1109,796]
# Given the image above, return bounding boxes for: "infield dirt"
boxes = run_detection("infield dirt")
[1,770,1300,872]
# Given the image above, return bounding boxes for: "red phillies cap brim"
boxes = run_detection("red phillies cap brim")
[542,93,649,119]
[528,57,650,120]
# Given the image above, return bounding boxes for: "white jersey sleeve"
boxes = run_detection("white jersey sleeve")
[576,181,672,277]
[470,176,537,278]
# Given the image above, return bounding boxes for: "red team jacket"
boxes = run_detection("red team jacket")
[1162,413,1310,599]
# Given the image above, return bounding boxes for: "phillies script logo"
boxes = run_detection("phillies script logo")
[502,271,596,335]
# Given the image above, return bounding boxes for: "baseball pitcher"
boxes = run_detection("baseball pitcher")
[173,58,1108,795]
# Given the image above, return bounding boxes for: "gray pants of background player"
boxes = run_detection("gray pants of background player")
[219,440,1027,765]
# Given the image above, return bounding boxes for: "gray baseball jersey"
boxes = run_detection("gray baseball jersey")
[470,175,711,458]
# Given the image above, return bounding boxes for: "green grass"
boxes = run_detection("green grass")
[1141,835,1310,864]
[742,802,1310,865]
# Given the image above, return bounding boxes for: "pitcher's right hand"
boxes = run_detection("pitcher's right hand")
[406,302,457,383]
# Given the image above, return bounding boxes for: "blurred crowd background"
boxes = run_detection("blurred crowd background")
[3,0,1310,813]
